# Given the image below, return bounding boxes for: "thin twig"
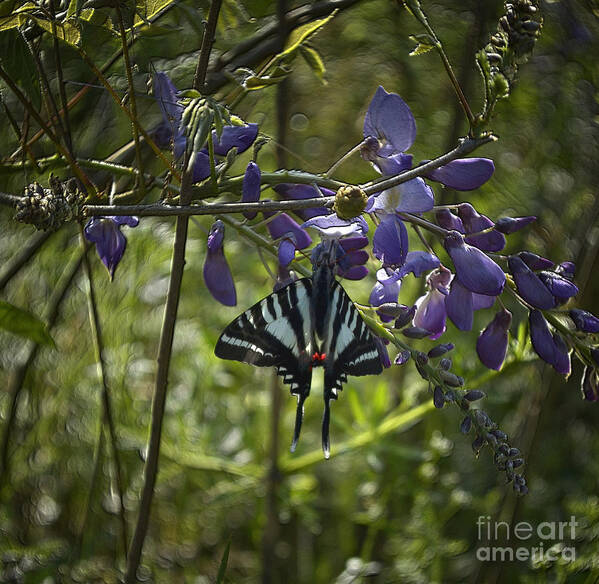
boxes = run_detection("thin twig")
[79,227,129,559]
[124,4,223,577]
[114,1,145,194]
[194,0,223,92]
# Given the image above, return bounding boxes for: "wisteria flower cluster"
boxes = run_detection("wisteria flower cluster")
[83,76,599,494]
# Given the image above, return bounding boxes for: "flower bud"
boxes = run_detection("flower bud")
[333,185,368,220]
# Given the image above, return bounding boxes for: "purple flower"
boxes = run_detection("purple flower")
[444,231,505,296]
[152,73,258,183]
[581,367,599,402]
[529,310,571,375]
[84,215,139,280]
[363,86,416,155]
[370,269,401,322]
[518,251,554,271]
[376,251,440,286]
[538,271,578,303]
[507,256,555,309]
[373,214,409,267]
[204,220,237,306]
[336,237,369,280]
[302,214,368,238]
[273,184,332,220]
[556,261,575,280]
[494,216,537,234]
[267,213,312,267]
[242,161,261,219]
[457,203,506,252]
[413,267,451,339]
[424,158,495,191]
[445,278,474,331]
[477,309,512,370]
[362,87,494,215]
[569,309,599,333]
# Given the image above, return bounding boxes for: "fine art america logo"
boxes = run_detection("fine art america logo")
[476,516,578,563]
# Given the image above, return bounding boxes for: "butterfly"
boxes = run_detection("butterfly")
[214,240,383,458]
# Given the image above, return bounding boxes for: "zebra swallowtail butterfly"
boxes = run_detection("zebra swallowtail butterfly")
[215,240,383,457]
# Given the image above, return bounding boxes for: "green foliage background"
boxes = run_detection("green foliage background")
[1,0,598,582]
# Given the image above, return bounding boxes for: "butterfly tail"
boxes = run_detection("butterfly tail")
[290,392,308,453]
[321,397,331,459]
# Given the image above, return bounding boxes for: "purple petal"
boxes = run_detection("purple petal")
[399,251,441,279]
[425,158,494,190]
[302,214,368,238]
[373,214,408,267]
[581,367,599,402]
[267,213,312,249]
[529,310,570,374]
[413,289,447,339]
[274,184,332,220]
[556,261,576,280]
[363,86,416,153]
[538,271,579,302]
[476,309,512,370]
[494,216,537,234]
[369,178,434,214]
[338,265,369,280]
[110,215,139,227]
[374,336,392,368]
[278,238,296,267]
[569,309,599,333]
[370,271,401,322]
[508,256,555,309]
[212,123,258,156]
[207,219,225,252]
[458,203,506,252]
[204,249,237,306]
[364,151,413,176]
[552,333,571,375]
[472,292,496,311]
[445,278,474,331]
[339,236,369,252]
[435,209,464,232]
[191,150,211,183]
[84,217,131,279]
[394,350,411,365]
[242,161,261,219]
[153,72,182,127]
[518,251,554,271]
[444,231,505,296]
[204,221,236,306]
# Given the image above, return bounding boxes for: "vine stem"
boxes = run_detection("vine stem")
[124,2,223,580]
[79,227,129,560]
[114,1,145,194]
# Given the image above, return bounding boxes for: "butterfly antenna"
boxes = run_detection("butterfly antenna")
[321,398,331,459]
[290,393,307,453]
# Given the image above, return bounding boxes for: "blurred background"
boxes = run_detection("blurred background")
[0,0,598,582]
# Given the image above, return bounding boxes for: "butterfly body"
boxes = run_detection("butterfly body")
[215,241,383,457]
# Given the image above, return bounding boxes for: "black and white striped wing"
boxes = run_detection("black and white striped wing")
[215,278,317,450]
[214,278,314,384]
[320,280,383,457]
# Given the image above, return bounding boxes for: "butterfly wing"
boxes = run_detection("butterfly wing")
[215,278,315,449]
[320,279,384,457]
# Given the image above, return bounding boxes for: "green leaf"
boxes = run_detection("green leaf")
[243,65,292,90]
[299,45,327,83]
[279,10,337,59]
[408,34,436,56]
[0,301,55,346]
[33,15,82,46]
[0,30,41,110]
[216,540,231,584]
